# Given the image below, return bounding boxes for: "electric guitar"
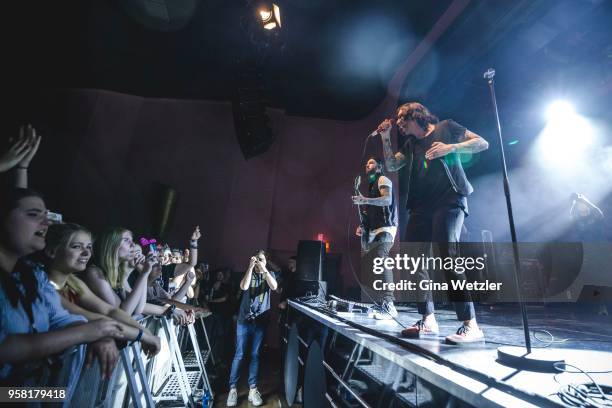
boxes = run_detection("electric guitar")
[354,175,369,251]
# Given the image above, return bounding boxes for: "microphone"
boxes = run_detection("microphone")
[483,68,495,83]
[369,119,393,137]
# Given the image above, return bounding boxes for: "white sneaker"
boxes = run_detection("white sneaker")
[373,300,398,320]
[401,319,440,338]
[226,387,238,407]
[445,324,485,345]
[248,387,263,406]
[598,304,609,316]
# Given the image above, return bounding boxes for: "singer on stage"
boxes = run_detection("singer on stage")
[352,157,399,320]
[378,102,489,344]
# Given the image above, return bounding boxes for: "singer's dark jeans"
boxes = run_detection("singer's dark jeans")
[404,205,475,321]
[363,232,395,302]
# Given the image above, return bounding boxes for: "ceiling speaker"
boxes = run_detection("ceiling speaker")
[116,0,199,31]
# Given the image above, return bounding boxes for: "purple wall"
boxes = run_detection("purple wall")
[27,88,393,293]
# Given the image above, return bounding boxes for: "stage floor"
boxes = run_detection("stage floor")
[289,300,612,407]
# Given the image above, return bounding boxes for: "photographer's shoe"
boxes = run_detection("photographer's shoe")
[248,387,263,406]
[226,388,237,407]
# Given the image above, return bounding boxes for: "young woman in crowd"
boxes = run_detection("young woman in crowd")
[167,226,201,302]
[146,263,207,325]
[45,223,161,357]
[0,188,125,389]
[82,228,151,316]
[193,262,210,301]
[81,230,192,326]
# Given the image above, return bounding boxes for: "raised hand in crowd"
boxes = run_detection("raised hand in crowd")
[17,124,41,169]
[0,124,40,174]
[186,270,196,284]
[191,225,202,241]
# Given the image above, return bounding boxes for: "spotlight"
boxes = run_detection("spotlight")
[259,3,281,30]
[537,99,595,165]
[545,100,574,122]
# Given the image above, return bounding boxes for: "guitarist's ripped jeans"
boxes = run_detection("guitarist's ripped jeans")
[363,232,395,303]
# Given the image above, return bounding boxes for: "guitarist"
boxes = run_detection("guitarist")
[352,157,398,320]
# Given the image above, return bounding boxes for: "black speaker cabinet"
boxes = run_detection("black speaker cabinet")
[296,240,324,281]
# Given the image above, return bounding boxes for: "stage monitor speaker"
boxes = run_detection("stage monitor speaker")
[296,240,324,281]
[295,280,327,300]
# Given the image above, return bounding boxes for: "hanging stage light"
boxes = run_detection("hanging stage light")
[259,3,281,30]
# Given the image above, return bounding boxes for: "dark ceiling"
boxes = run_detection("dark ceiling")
[7,0,612,124]
[9,0,450,119]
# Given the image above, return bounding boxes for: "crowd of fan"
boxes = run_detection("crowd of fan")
[0,125,296,405]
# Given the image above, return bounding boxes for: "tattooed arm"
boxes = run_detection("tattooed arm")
[352,186,392,206]
[370,118,409,172]
[425,129,489,160]
[454,129,489,153]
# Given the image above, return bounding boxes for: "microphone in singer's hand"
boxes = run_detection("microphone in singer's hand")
[369,119,393,137]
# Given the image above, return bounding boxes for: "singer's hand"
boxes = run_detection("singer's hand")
[356,226,363,237]
[425,142,455,160]
[376,119,393,138]
[352,193,368,205]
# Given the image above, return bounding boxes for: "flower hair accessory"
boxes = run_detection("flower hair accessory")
[140,238,157,246]
[140,238,158,255]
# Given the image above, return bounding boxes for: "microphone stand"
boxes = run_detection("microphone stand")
[484,68,564,372]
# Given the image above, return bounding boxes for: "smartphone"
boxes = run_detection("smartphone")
[139,237,158,255]
[47,211,63,224]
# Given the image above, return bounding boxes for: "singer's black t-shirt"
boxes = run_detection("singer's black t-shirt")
[400,120,468,214]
